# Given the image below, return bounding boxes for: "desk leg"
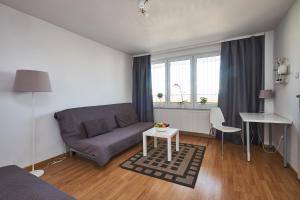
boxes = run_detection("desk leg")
[246,122,251,162]
[241,121,245,153]
[143,135,147,157]
[269,123,272,147]
[283,125,288,167]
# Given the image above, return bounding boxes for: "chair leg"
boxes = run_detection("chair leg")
[221,132,224,155]
[66,146,72,157]
[241,131,245,154]
[241,131,246,158]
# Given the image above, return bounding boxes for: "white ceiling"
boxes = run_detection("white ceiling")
[0,0,294,55]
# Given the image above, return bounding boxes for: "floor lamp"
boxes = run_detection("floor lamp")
[14,70,52,177]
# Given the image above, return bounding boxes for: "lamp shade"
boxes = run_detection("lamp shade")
[14,70,52,92]
[259,90,273,99]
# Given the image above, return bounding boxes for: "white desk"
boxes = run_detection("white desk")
[239,113,292,167]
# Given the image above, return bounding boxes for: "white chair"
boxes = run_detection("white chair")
[209,107,244,155]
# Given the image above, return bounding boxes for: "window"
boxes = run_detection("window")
[151,53,220,108]
[196,56,220,103]
[151,63,166,102]
[170,59,191,102]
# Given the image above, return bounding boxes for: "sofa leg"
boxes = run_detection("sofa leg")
[66,146,72,157]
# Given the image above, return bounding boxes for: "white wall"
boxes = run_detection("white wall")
[0,4,132,168]
[263,31,275,144]
[273,0,300,179]
[264,31,275,113]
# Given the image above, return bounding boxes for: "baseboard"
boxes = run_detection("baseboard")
[182,132,299,179]
[274,151,298,177]
[23,133,208,171]
[180,131,213,138]
[262,144,278,152]
[263,144,273,149]
[24,153,67,171]
[257,144,298,178]
[22,137,299,181]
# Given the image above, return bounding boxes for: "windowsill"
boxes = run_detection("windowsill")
[153,103,217,110]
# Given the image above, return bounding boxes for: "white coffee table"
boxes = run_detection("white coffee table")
[143,127,179,161]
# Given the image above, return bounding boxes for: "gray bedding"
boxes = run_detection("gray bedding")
[54,103,153,166]
[0,165,75,200]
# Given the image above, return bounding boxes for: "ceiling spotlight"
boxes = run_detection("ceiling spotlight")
[137,0,149,16]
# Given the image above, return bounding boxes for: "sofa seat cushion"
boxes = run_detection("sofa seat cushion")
[70,122,154,166]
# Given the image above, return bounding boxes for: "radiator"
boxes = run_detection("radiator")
[153,108,210,134]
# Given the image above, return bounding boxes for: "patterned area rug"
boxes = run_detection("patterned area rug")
[120,141,206,188]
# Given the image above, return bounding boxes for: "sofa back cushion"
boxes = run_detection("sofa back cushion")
[54,103,138,144]
[115,112,138,128]
[83,118,112,138]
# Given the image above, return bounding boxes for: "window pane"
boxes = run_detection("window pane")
[151,63,166,102]
[197,56,220,103]
[170,60,191,102]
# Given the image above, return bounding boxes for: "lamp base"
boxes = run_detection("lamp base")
[30,169,44,177]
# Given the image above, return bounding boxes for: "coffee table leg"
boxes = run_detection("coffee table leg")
[154,137,157,148]
[167,137,171,161]
[143,135,147,157]
[176,131,179,151]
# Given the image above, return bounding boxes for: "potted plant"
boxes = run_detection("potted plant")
[156,93,163,108]
[157,93,163,102]
[173,83,186,106]
[199,97,208,105]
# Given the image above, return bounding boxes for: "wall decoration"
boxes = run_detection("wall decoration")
[274,57,289,84]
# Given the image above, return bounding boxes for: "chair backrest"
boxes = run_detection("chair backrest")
[210,107,225,128]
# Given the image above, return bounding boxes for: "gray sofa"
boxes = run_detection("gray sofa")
[54,103,153,166]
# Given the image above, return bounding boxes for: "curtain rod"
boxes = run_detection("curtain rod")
[132,53,151,58]
[132,32,265,57]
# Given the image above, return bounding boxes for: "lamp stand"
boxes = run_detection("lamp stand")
[30,92,44,177]
[259,99,264,113]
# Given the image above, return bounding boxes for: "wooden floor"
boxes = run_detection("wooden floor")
[42,135,300,200]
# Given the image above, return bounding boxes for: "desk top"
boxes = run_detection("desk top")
[143,127,179,138]
[239,112,292,124]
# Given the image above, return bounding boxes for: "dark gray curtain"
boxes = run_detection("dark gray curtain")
[218,36,265,144]
[132,55,154,122]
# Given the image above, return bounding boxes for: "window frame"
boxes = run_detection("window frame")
[151,51,220,109]
[151,60,167,105]
[168,56,193,106]
[194,52,221,108]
